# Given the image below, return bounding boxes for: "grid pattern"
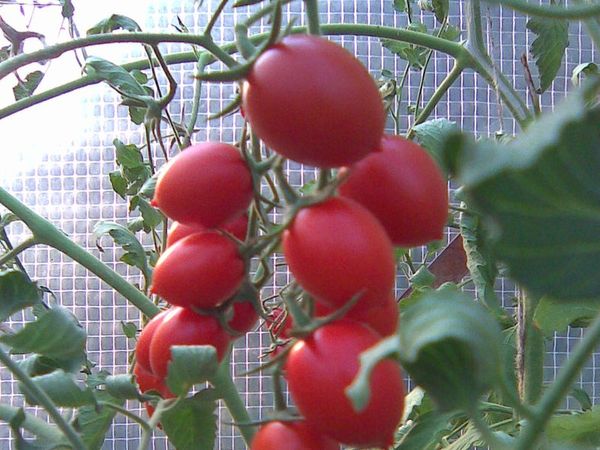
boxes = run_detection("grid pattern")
[0,0,597,448]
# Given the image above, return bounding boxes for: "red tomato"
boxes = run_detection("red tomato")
[314,294,399,337]
[226,301,259,335]
[133,363,173,398]
[285,321,405,448]
[149,307,231,379]
[339,135,448,247]
[152,142,253,228]
[251,421,340,450]
[135,309,170,372]
[151,231,245,309]
[283,197,395,312]
[166,213,248,247]
[242,34,384,168]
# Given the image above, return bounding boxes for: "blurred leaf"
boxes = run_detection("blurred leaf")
[138,175,158,199]
[527,14,569,93]
[572,62,598,86]
[418,0,449,23]
[114,140,144,170]
[73,391,122,450]
[0,46,10,62]
[129,195,163,231]
[548,407,600,446]
[108,171,128,199]
[439,24,461,42]
[162,391,217,450]
[120,321,137,339]
[397,284,503,411]
[410,265,435,289]
[59,0,74,18]
[87,14,141,35]
[396,411,457,450]
[13,71,43,101]
[393,0,409,12]
[165,346,219,396]
[1,307,85,360]
[24,371,95,407]
[444,424,483,450]
[84,57,147,98]
[412,118,458,172]
[104,374,140,400]
[534,297,600,336]
[443,81,600,301]
[570,387,592,411]
[0,270,40,322]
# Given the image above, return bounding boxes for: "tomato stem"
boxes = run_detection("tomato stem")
[304,0,322,36]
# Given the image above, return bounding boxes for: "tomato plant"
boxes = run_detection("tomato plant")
[251,421,340,450]
[242,34,385,168]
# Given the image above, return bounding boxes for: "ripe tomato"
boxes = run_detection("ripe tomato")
[149,307,231,379]
[314,293,399,337]
[152,142,253,228]
[339,134,448,247]
[135,309,170,372]
[285,321,405,448]
[166,214,248,248]
[251,421,340,450]
[242,34,384,168]
[151,231,245,309]
[283,197,395,312]
[226,300,259,335]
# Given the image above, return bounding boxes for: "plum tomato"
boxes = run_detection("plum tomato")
[166,213,248,248]
[151,231,245,309]
[152,142,253,228]
[135,309,170,372]
[226,300,259,335]
[242,34,385,168]
[251,421,340,450]
[285,321,405,448]
[149,306,231,379]
[339,134,448,247]
[283,197,395,313]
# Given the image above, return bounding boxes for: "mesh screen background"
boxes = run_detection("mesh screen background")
[0,0,597,448]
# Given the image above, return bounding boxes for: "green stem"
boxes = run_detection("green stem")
[185,53,211,146]
[99,401,150,431]
[212,358,255,445]
[514,309,600,450]
[205,0,229,36]
[304,0,322,35]
[520,293,543,405]
[484,0,600,19]
[0,347,86,450]
[0,186,160,318]
[0,236,38,267]
[0,403,64,442]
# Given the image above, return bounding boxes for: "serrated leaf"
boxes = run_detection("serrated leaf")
[24,371,95,407]
[412,118,458,172]
[548,407,600,446]
[534,297,600,336]
[104,374,140,400]
[108,171,128,199]
[527,14,569,93]
[87,14,141,35]
[13,71,44,101]
[165,346,219,396]
[444,81,600,301]
[0,270,41,321]
[73,391,122,450]
[113,139,144,170]
[1,307,85,360]
[83,57,147,98]
[395,411,457,450]
[161,391,217,450]
[397,285,503,411]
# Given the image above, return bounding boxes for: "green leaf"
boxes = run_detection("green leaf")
[382,23,429,70]
[1,307,85,360]
[439,24,461,42]
[412,118,458,172]
[570,387,592,411]
[59,0,74,18]
[527,14,569,93]
[73,391,122,450]
[108,171,128,199]
[417,0,448,22]
[87,14,141,35]
[24,371,95,407]
[165,346,219,396]
[395,411,457,450]
[161,391,217,450]
[0,270,41,321]
[83,57,147,98]
[393,0,408,12]
[572,62,599,86]
[547,406,600,447]
[444,81,600,301]
[113,139,144,170]
[138,175,158,199]
[534,297,600,336]
[128,106,146,125]
[397,284,503,411]
[104,374,140,400]
[13,71,44,101]
[130,195,163,231]
[120,321,137,339]
[410,265,435,289]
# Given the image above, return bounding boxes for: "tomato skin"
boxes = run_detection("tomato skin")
[314,294,399,337]
[285,321,405,448]
[226,301,259,335]
[283,197,395,312]
[151,231,245,309]
[152,142,253,228]
[149,307,231,379]
[251,421,340,450]
[166,213,248,248]
[242,34,384,168]
[339,135,448,247]
[135,309,170,372]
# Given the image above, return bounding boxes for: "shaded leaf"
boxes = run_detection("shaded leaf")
[83,57,147,98]
[73,391,122,450]
[59,0,74,18]
[570,387,592,411]
[87,14,141,35]
[393,0,409,12]
[165,346,219,396]
[24,371,95,407]
[161,391,217,450]
[13,71,43,101]
[0,270,40,322]
[108,171,127,199]
[396,411,457,450]
[382,23,429,70]
[534,297,600,336]
[548,407,600,447]
[114,139,144,170]
[129,195,163,231]
[572,62,598,86]
[104,374,140,400]
[120,321,137,339]
[412,118,458,172]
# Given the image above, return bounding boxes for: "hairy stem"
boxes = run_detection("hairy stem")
[304,0,322,35]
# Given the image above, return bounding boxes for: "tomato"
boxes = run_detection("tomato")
[242,34,384,168]
[226,300,259,335]
[152,142,253,228]
[314,293,399,337]
[285,321,405,448]
[283,197,395,312]
[251,421,340,450]
[339,134,448,247]
[166,214,248,248]
[135,309,170,372]
[149,306,231,379]
[151,231,245,309]
[133,363,172,398]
